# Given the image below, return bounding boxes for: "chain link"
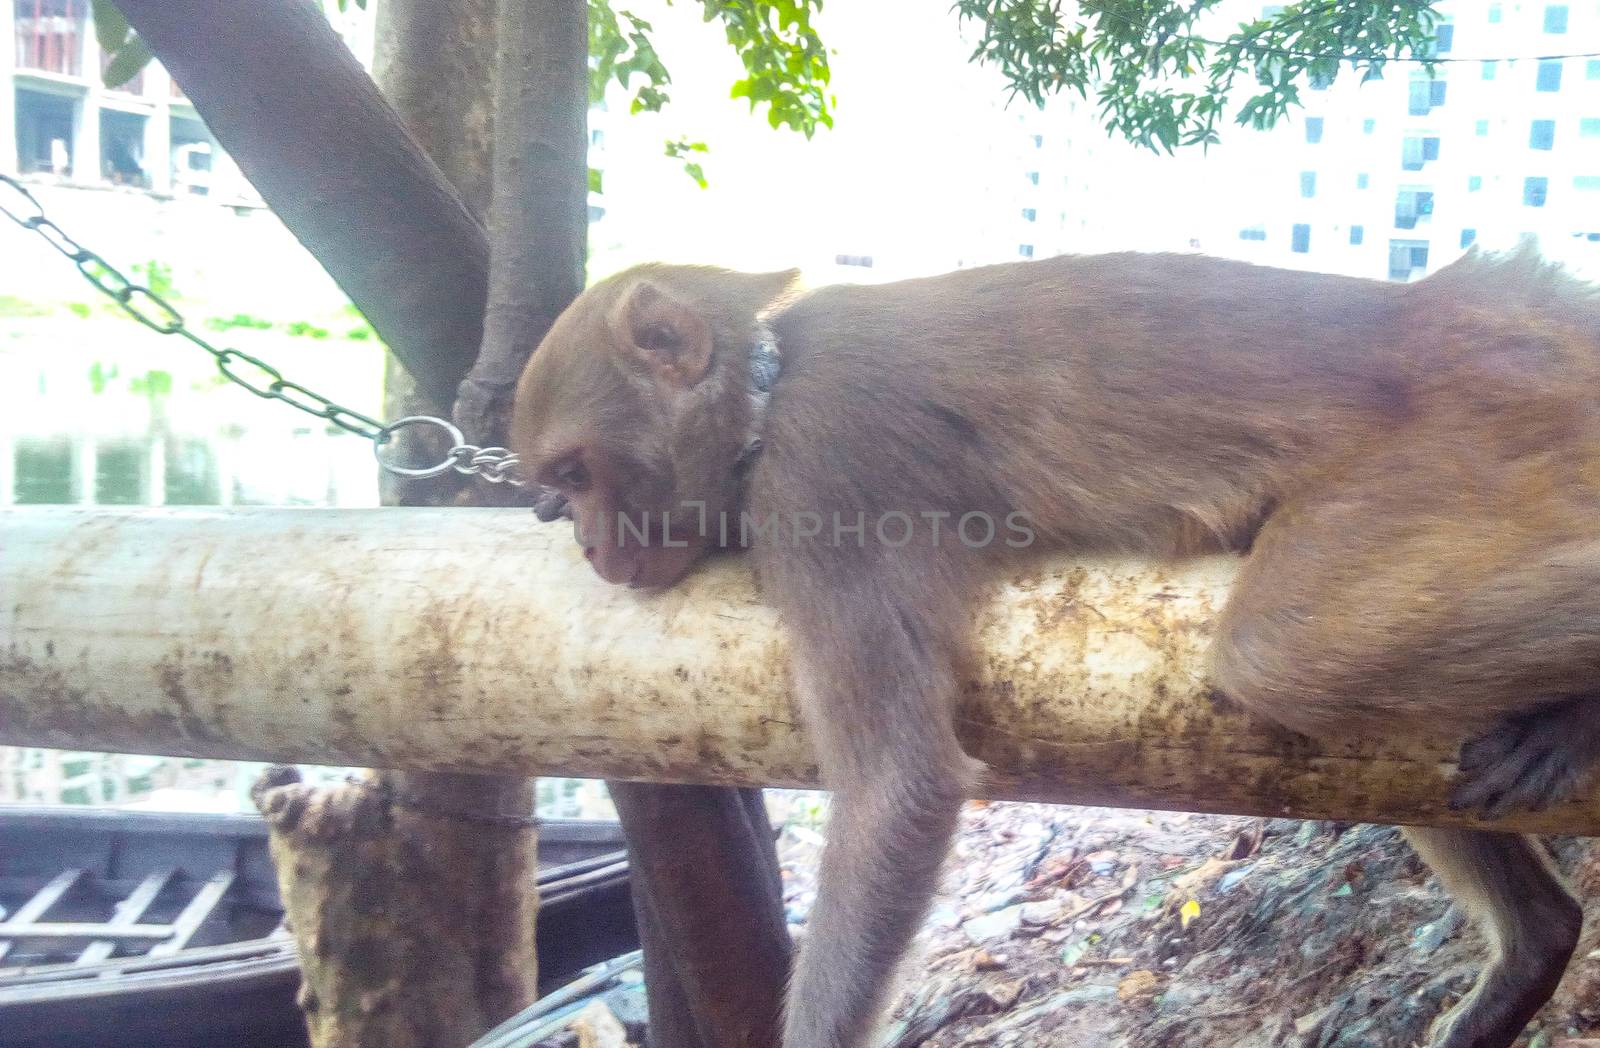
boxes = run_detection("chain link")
[0,172,524,485]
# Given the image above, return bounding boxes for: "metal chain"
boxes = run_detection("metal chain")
[0,172,523,487]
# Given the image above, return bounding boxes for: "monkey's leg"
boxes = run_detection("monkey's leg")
[1403,827,1580,1048]
[1451,693,1600,818]
[774,574,980,1048]
[1210,481,1596,1048]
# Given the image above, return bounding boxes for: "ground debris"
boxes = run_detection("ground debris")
[778,802,1600,1047]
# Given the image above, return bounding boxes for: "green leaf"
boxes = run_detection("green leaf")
[91,0,129,53]
[588,167,604,195]
[102,36,152,89]
[952,0,1441,150]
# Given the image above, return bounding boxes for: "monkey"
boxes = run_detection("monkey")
[510,247,1600,1048]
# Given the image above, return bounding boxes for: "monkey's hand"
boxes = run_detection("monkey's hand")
[1449,695,1600,819]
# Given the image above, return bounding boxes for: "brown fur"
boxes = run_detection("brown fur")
[511,247,1600,1048]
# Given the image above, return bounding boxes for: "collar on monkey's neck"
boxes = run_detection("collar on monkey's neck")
[735,322,781,474]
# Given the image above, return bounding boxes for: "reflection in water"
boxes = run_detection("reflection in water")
[14,437,71,503]
[2,321,384,811]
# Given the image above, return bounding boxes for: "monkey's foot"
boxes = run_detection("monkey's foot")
[1425,927,1578,1048]
[1427,983,1525,1048]
[1449,696,1600,819]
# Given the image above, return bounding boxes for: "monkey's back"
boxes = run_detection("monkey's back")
[761,249,1600,557]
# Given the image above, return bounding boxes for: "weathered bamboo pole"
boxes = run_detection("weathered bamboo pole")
[1,506,1590,834]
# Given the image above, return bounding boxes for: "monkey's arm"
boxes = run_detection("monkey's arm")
[772,556,982,1048]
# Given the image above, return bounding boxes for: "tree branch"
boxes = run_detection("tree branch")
[453,0,589,460]
[114,0,488,406]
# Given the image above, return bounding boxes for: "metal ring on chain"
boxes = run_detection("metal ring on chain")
[374,415,469,479]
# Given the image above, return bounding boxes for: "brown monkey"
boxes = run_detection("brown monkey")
[510,248,1598,1048]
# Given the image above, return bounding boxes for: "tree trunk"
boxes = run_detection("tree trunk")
[375,0,496,508]
[110,3,796,1042]
[221,3,538,1046]
[252,768,537,1048]
[461,4,794,1044]
[611,784,791,1048]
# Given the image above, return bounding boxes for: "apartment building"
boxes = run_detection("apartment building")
[1181,0,1600,280]
[3,0,260,199]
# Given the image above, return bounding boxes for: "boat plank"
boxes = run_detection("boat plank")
[76,870,175,965]
[0,870,85,963]
[148,871,234,957]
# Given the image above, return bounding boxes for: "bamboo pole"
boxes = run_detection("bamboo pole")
[1,506,1588,834]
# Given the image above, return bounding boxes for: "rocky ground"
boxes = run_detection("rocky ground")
[543,800,1600,1047]
[782,801,1600,1048]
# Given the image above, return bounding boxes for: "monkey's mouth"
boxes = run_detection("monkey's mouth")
[582,523,706,590]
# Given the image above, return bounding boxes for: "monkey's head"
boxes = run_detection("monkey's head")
[511,264,797,589]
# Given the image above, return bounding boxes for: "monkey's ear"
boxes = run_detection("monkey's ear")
[610,281,713,388]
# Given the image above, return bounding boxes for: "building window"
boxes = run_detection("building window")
[1544,4,1568,32]
[1025,171,1039,186]
[1589,59,1600,80]
[1291,224,1311,253]
[1575,176,1600,192]
[1430,81,1448,107]
[1408,80,1431,115]
[15,89,76,177]
[1357,172,1370,189]
[591,129,605,147]
[588,205,606,222]
[1468,175,1483,191]
[1488,1,1503,21]
[1530,120,1556,150]
[170,116,213,196]
[1238,226,1267,241]
[1300,171,1317,198]
[1388,240,1430,281]
[1583,118,1600,137]
[1018,244,1035,258]
[1475,119,1490,136]
[100,110,150,188]
[1482,60,1498,80]
[1021,207,1037,222]
[1309,68,1334,90]
[1395,189,1434,229]
[1537,61,1563,92]
[834,255,874,267]
[1305,117,1324,144]
[1524,176,1549,207]
[1401,136,1440,170]
[1032,134,1043,148]
[1460,228,1477,249]
[15,0,86,76]
[1350,225,1365,245]
[1363,118,1376,135]
[1433,24,1454,53]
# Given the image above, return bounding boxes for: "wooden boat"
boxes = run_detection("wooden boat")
[0,806,637,1048]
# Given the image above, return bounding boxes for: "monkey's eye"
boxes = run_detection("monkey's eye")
[552,459,590,492]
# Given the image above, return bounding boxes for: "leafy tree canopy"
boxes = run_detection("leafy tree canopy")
[954,0,1442,151]
[93,0,1452,175]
